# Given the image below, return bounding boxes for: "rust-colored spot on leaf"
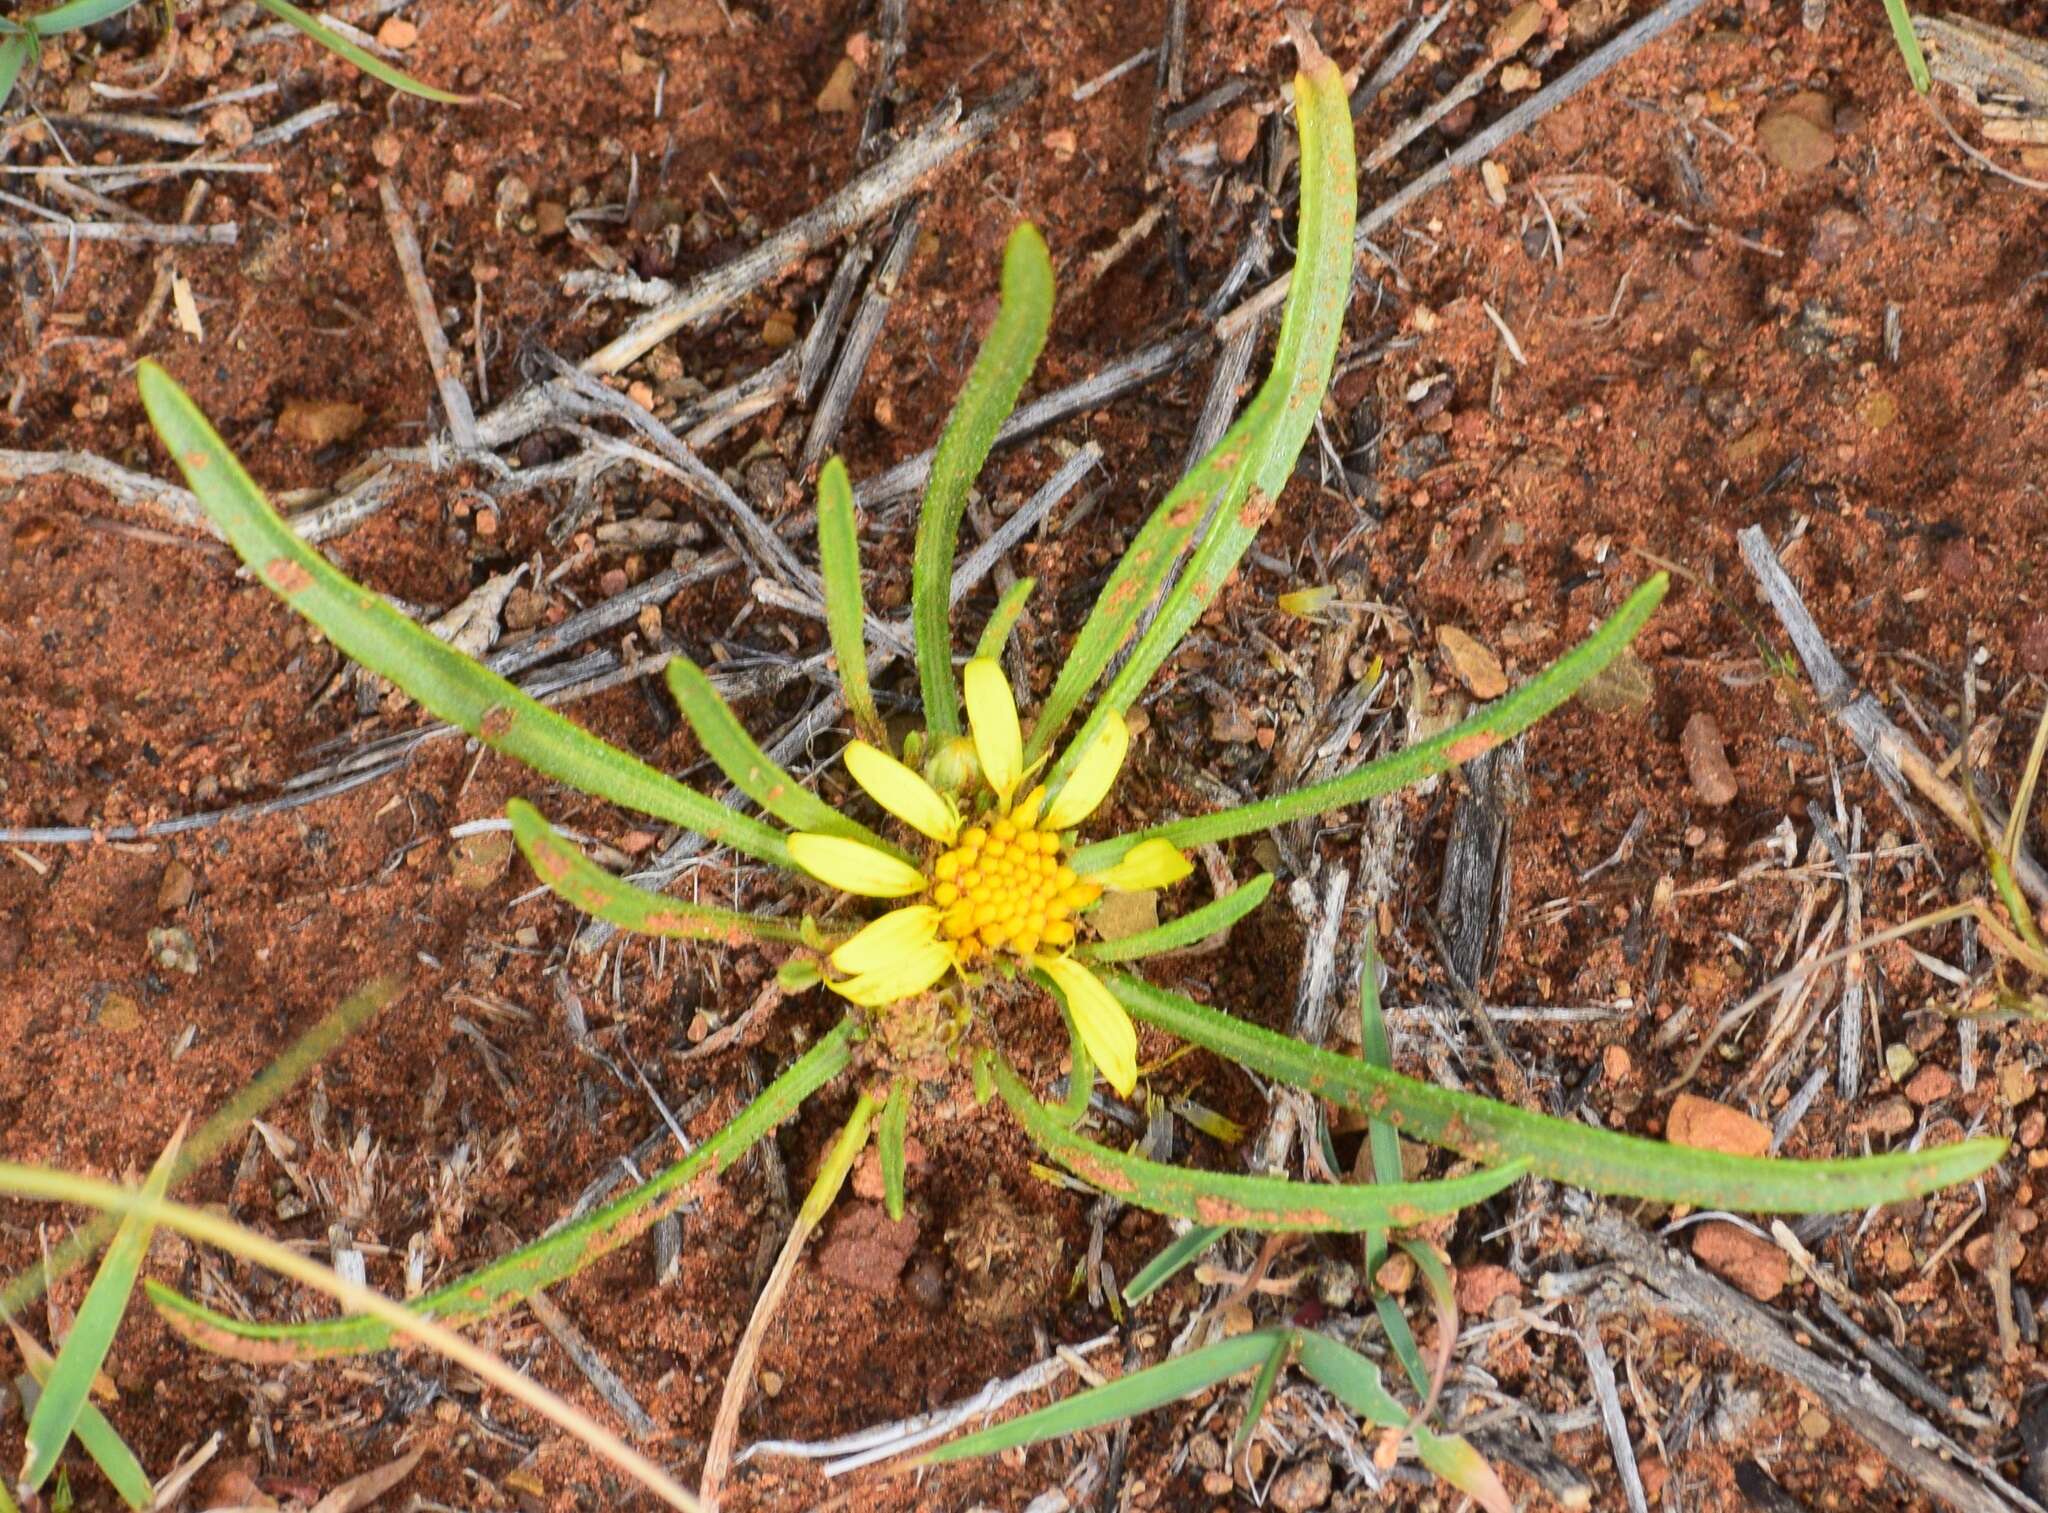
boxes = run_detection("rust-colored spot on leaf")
[530,845,572,884]
[1061,1146,1136,1195]
[265,558,313,594]
[156,1304,333,1364]
[1445,731,1499,764]
[1239,488,1277,532]
[183,450,209,471]
[481,706,514,739]
[1194,1195,1256,1225]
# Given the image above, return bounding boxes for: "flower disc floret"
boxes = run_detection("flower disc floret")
[931,813,1101,961]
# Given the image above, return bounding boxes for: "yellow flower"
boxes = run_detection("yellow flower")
[787,657,1181,1097]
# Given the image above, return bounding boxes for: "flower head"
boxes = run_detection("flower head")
[786,657,1188,1096]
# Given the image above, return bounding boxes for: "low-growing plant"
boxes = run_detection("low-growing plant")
[0,0,464,111]
[128,24,2000,1501]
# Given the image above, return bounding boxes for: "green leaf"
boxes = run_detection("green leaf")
[1881,0,1932,92]
[663,659,901,858]
[1111,973,2007,1211]
[1030,38,1354,783]
[878,1075,910,1223]
[22,1128,182,1494]
[1072,575,1669,872]
[0,32,33,106]
[135,361,792,870]
[9,1344,151,1509]
[507,799,808,945]
[972,576,1036,663]
[987,1052,1528,1232]
[15,0,136,35]
[1122,1223,1227,1305]
[912,224,1053,739]
[248,0,469,102]
[145,1021,855,1359]
[1233,1332,1292,1455]
[1356,941,1427,1399]
[816,457,884,745]
[924,1329,1282,1464]
[1075,873,1273,963]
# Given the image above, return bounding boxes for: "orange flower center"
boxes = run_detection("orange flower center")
[928,815,1101,961]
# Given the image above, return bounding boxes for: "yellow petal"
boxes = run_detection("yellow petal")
[964,657,1023,803]
[831,941,954,1006]
[788,832,928,898]
[830,905,942,974]
[1094,838,1194,892]
[844,741,959,843]
[1042,711,1129,831]
[1038,954,1138,1097]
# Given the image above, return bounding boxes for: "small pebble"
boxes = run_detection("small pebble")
[1681,711,1739,806]
[1438,625,1508,699]
[375,15,418,49]
[1904,1063,1955,1106]
[1692,1220,1790,1301]
[1269,1459,1333,1513]
[1667,1093,1771,1157]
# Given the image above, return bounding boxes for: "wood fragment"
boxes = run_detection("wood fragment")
[801,198,924,471]
[378,176,478,449]
[580,77,1035,376]
[526,1289,659,1439]
[0,219,236,244]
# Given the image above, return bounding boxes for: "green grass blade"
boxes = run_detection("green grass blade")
[1122,1223,1227,1305]
[507,799,809,945]
[10,1337,152,1509]
[972,577,1036,662]
[816,457,884,746]
[145,1021,855,1359]
[0,33,33,105]
[1356,943,1429,1397]
[912,224,1053,739]
[1882,0,1932,92]
[1034,36,1354,788]
[878,1075,910,1222]
[663,660,901,858]
[247,0,468,102]
[924,1330,1284,1464]
[1075,874,1274,964]
[987,1052,1528,1232]
[16,0,135,34]
[1110,973,2006,1211]
[1292,1328,1405,1424]
[1071,575,1669,872]
[1233,1332,1292,1455]
[22,1130,182,1494]
[135,361,792,870]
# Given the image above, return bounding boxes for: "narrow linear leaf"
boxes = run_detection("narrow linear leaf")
[9,1337,150,1509]
[1887,0,1933,92]
[1048,979,1097,1128]
[878,1075,911,1223]
[135,362,791,870]
[1111,973,2006,1211]
[1035,34,1354,787]
[1233,1332,1292,1454]
[1356,943,1427,1399]
[816,457,884,745]
[1122,1223,1228,1306]
[22,1127,183,1494]
[663,660,902,858]
[145,1021,855,1359]
[1076,874,1274,963]
[972,576,1036,662]
[988,1053,1528,1232]
[507,799,809,945]
[0,33,33,106]
[924,1330,1282,1464]
[912,224,1053,738]
[1073,575,1669,872]
[15,0,135,35]
[248,0,469,102]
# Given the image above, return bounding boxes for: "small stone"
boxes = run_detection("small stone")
[157,860,196,913]
[1453,1262,1523,1316]
[816,56,860,115]
[758,1368,782,1397]
[1604,1043,1634,1082]
[278,398,367,447]
[442,170,476,209]
[1938,536,1977,585]
[205,104,254,149]
[1218,106,1259,164]
[1849,1095,1915,1137]
[98,992,142,1033]
[817,1201,920,1293]
[495,173,532,216]
[1903,1063,1955,1106]
[1438,626,1508,699]
[1681,711,1739,806]
[1886,1042,1918,1082]
[1210,705,1257,743]
[761,311,797,348]
[148,926,200,976]
[375,15,418,49]
[1270,1459,1333,1513]
[504,587,546,631]
[632,0,723,37]
[1498,62,1541,92]
[1759,95,1835,175]
[450,831,514,892]
[1807,206,1865,264]
[1042,128,1078,160]
[2000,1062,2036,1106]
[371,131,402,168]
[534,201,568,237]
[1667,1092,1771,1158]
[905,1255,947,1310]
[1799,1408,1832,1441]
[1691,1220,1790,1301]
